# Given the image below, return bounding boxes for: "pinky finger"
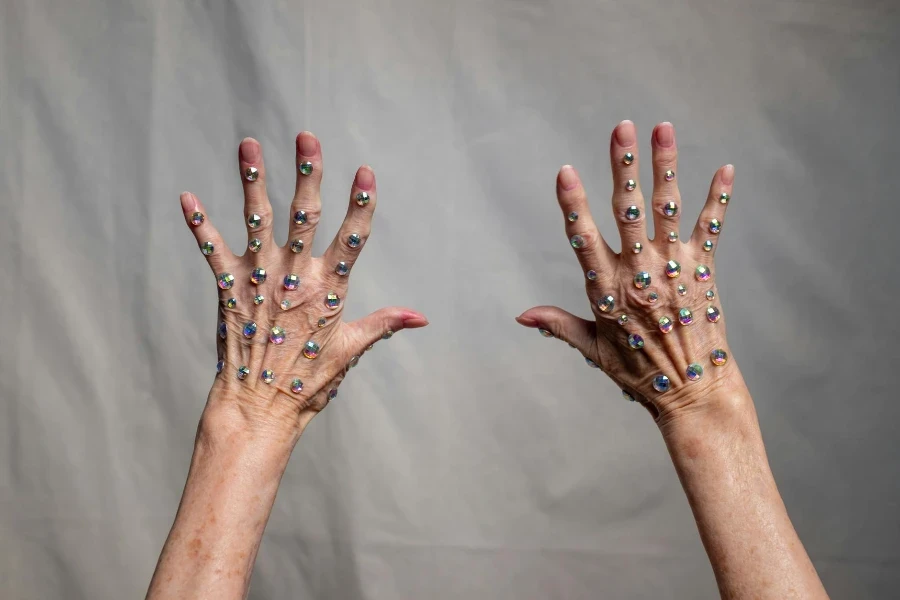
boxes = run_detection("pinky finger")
[180,192,236,277]
[689,164,735,252]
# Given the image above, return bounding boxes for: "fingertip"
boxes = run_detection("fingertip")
[239,138,261,162]
[179,191,196,211]
[515,313,539,327]
[722,164,735,185]
[355,165,375,191]
[558,165,580,191]
[297,131,319,157]
[654,122,675,148]
[614,120,636,145]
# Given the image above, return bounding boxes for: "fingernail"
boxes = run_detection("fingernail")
[722,164,735,185]
[655,122,674,148]
[180,192,197,211]
[615,120,635,145]
[401,311,429,327]
[558,165,580,191]
[240,138,260,163]
[355,166,375,191]
[515,315,539,327]
[297,132,318,156]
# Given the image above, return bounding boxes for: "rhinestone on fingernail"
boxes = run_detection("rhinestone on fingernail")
[247,214,261,229]
[247,238,261,253]
[633,242,642,253]
[627,333,644,350]
[633,271,651,289]
[695,265,711,281]
[625,206,641,220]
[667,231,679,242]
[652,375,671,393]
[678,308,694,325]
[702,240,714,252]
[302,341,320,359]
[665,260,681,278]
[711,348,728,365]
[242,321,257,338]
[317,317,327,327]
[325,291,340,309]
[348,233,361,248]
[261,369,275,384]
[216,360,224,374]
[269,326,285,345]
[355,191,370,206]
[538,328,553,338]
[648,291,659,303]
[570,235,584,249]
[706,305,721,323]
[244,167,259,182]
[658,316,673,333]
[290,239,304,253]
[280,299,291,310]
[283,274,300,290]
[201,241,214,256]
[625,179,637,191]
[224,297,237,309]
[622,389,636,402]
[291,378,304,393]
[665,169,676,182]
[617,314,629,326]
[299,161,314,176]
[719,192,730,204]
[335,262,349,276]
[253,294,264,305]
[328,389,338,400]
[623,152,634,165]
[686,363,704,381]
[190,212,204,226]
[250,268,266,284]
[709,219,722,234]
[677,284,687,296]
[586,270,598,281]
[217,273,235,290]
[663,201,678,217]
[598,295,615,313]
[586,357,600,368]
[382,330,394,340]
[237,366,250,380]
[567,212,578,222]
[218,322,227,339]
[293,210,307,225]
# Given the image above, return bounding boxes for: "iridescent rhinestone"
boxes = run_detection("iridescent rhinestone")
[719,192,730,204]
[247,214,261,229]
[382,330,394,340]
[244,166,259,182]
[283,274,300,290]
[218,322,227,339]
[248,238,261,253]
[325,291,340,309]
[667,231,678,242]
[677,284,687,296]
[617,314,629,326]
[586,357,600,368]
[652,375,671,393]
[298,161,314,176]
[665,169,675,182]
[658,316,673,333]
[224,297,236,309]
[709,218,722,234]
[290,378,304,393]
[366,344,375,351]
[348,233,361,248]
[242,321,257,338]
[355,191,370,206]
[216,359,224,374]
[570,235,585,249]
[261,369,275,384]
[348,356,360,368]
[633,271,651,289]
[710,348,728,366]
[328,388,338,400]
[290,239,304,253]
[217,273,235,290]
[254,294,264,305]
[586,269,598,281]
[633,242,643,253]
[335,262,349,276]
[686,363,704,381]
[293,210,307,225]
[702,240,714,252]
[706,305,721,323]
[622,389,636,402]
[706,290,715,300]
[190,212,204,226]
[625,179,637,191]
[662,202,678,217]
[665,260,681,278]
[538,328,553,338]
[623,152,634,165]
[317,317,327,327]
[695,265,711,281]
[567,212,578,222]
[597,295,615,313]
[200,241,214,256]
[280,299,291,310]
[678,308,693,325]
[237,366,250,380]
[625,206,641,221]
[269,326,286,344]
[302,341,320,359]
[648,291,659,303]
[250,268,266,284]
[627,333,644,350]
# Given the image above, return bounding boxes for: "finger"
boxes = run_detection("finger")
[608,120,648,249]
[341,306,428,360]
[557,166,617,281]
[288,131,323,261]
[179,191,235,279]
[239,138,275,254]
[649,122,683,247]
[515,305,596,356]
[321,166,377,281]
[689,164,735,252]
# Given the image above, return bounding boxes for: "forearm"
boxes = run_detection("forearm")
[659,378,828,599]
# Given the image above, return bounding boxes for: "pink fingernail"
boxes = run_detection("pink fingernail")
[558,165,580,191]
[179,192,196,211]
[615,120,635,145]
[297,132,318,156]
[722,164,735,185]
[240,138,260,162]
[515,315,539,327]
[655,122,674,148]
[355,166,375,191]
[401,311,429,328]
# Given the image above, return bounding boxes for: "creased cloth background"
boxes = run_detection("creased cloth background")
[2,0,899,598]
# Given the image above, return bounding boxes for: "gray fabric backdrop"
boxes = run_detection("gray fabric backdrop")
[2,0,899,598]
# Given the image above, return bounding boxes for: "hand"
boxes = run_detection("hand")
[180,133,428,438]
[517,120,743,422]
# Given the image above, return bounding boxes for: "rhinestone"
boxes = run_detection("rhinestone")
[586,357,600,368]
[617,314,629,326]
[663,202,678,217]
[298,161,314,176]
[695,265,711,281]
[597,295,615,313]
[325,292,341,309]
[316,317,327,328]
[366,344,375,351]
[665,169,676,182]
[709,219,722,234]
[247,214,261,229]
[217,273,235,290]
[567,212,578,222]
[677,284,687,296]
[335,262,349,276]
[242,321,257,338]
[625,179,637,191]
[244,167,259,182]
[216,360,224,374]
[218,322,227,339]
[652,375,671,392]
[283,274,300,290]
[200,241,214,255]
[665,260,681,278]
[667,231,678,242]
[622,389,636,402]
[706,290,716,300]
[348,356,360,369]
[293,210,308,225]
[261,369,275,384]
[328,388,338,400]
[710,348,729,366]
[355,191,370,206]
[538,328,553,338]
[224,297,236,309]
[382,330,394,340]
[648,291,659,303]
[570,235,585,249]
[250,268,266,284]
[702,240,714,252]
[627,333,644,350]
[253,294,265,305]
[706,305,721,323]
[678,308,694,325]
[348,233,362,248]
[633,242,643,253]
[237,365,250,380]
[302,341,320,359]
[247,238,261,253]
[280,299,291,310]
[623,152,634,165]
[658,316,673,333]
[190,212,204,226]
[269,326,286,344]
[719,192,730,204]
[586,270,598,281]
[625,206,641,220]
[290,239,304,253]
[291,378,304,393]
[633,271,651,289]
[686,363,704,381]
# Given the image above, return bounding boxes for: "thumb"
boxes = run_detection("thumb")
[343,306,429,356]
[516,305,596,355]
